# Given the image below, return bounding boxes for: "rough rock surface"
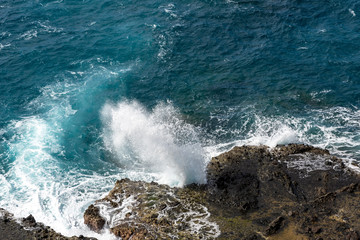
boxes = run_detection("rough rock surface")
[207,144,360,239]
[84,205,106,233]
[84,179,219,239]
[0,208,96,240]
[84,144,360,239]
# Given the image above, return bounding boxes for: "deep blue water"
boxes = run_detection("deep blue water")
[1,0,360,238]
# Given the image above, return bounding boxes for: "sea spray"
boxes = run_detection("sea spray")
[101,100,207,187]
[1,0,360,238]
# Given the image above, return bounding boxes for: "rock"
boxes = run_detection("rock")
[0,208,96,240]
[265,216,285,235]
[84,178,220,239]
[84,144,360,240]
[207,144,360,239]
[22,214,37,228]
[83,204,105,232]
[110,223,149,240]
[346,230,360,240]
[207,145,267,211]
[207,144,358,213]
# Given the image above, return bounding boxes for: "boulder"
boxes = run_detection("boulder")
[83,205,105,233]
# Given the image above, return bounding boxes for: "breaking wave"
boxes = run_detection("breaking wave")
[101,100,207,187]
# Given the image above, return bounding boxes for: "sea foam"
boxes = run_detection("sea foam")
[0,63,132,239]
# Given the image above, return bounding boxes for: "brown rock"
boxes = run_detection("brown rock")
[83,204,105,232]
[110,223,149,240]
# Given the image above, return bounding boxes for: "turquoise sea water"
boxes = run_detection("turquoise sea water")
[1,0,360,238]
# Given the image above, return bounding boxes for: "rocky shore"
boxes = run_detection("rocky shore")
[0,208,96,240]
[84,144,360,239]
[2,144,360,239]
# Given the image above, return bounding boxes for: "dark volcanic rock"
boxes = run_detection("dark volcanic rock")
[207,144,360,239]
[0,208,96,240]
[207,145,268,211]
[22,214,37,228]
[84,144,360,240]
[207,144,357,212]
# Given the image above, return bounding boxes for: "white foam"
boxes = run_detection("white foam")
[185,205,220,237]
[18,21,62,41]
[297,46,308,50]
[0,64,134,239]
[37,21,63,33]
[157,34,170,59]
[96,195,137,228]
[284,153,343,177]
[1,31,11,37]
[0,116,122,239]
[0,43,11,50]
[310,89,332,102]
[101,101,207,187]
[349,9,356,17]
[95,186,220,238]
[160,3,178,18]
[205,106,360,174]
[244,117,299,148]
[1,58,360,240]
[145,23,157,29]
[19,30,38,40]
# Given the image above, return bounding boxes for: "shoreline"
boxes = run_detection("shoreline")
[2,144,360,239]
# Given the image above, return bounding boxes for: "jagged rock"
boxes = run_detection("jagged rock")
[84,144,360,240]
[22,214,37,228]
[207,144,357,213]
[84,178,219,239]
[83,204,105,232]
[0,208,97,240]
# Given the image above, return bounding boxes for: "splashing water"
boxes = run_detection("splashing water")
[2,0,360,239]
[0,64,133,239]
[0,63,208,238]
[101,100,207,187]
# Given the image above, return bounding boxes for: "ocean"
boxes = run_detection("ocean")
[1,0,360,238]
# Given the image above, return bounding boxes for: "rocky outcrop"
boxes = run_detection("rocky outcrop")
[84,179,219,239]
[84,205,106,233]
[207,144,360,239]
[84,144,360,239]
[207,144,351,210]
[0,208,96,240]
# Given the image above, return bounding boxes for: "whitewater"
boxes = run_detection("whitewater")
[1,0,360,239]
